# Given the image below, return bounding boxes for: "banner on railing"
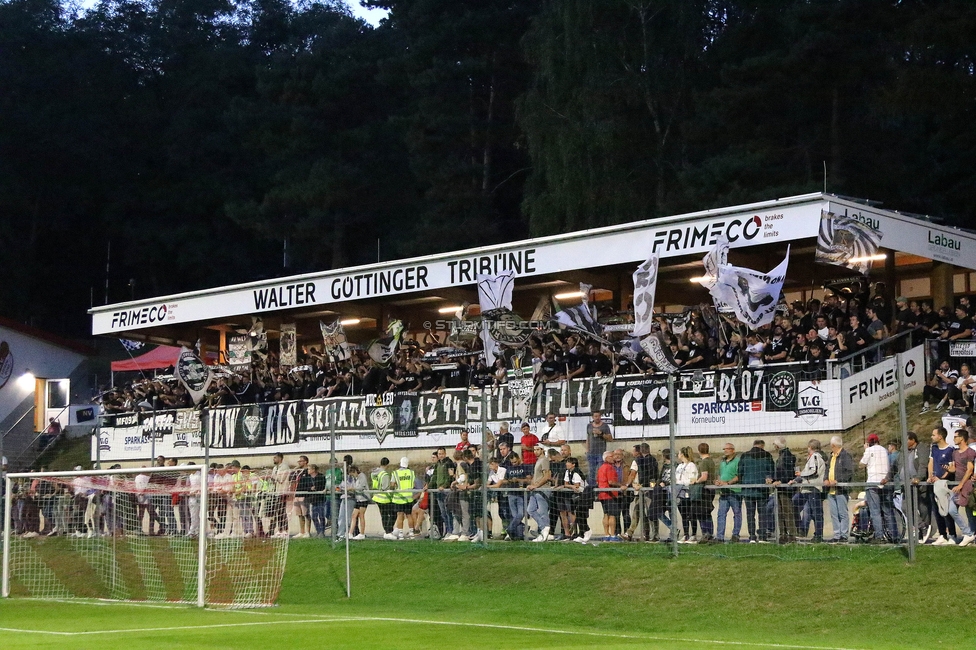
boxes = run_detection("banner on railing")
[94,347,926,461]
[949,341,976,357]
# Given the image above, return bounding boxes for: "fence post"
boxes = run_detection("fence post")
[895,352,915,563]
[668,374,678,558]
[480,389,488,547]
[329,405,337,546]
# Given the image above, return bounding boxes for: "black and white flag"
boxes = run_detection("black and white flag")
[366,320,404,366]
[505,348,535,420]
[632,253,659,338]
[175,347,212,405]
[226,334,251,371]
[555,284,603,339]
[320,319,351,362]
[815,210,883,276]
[477,270,516,366]
[640,332,680,374]
[249,317,268,362]
[703,240,790,330]
[279,323,297,368]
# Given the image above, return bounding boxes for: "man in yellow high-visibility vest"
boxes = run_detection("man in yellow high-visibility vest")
[370,458,395,539]
[392,457,417,539]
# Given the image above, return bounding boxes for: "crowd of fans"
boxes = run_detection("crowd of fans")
[5,414,974,546]
[96,288,975,412]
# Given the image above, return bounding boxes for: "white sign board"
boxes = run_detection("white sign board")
[840,346,924,429]
[92,202,820,334]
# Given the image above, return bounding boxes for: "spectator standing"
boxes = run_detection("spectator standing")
[538,412,567,451]
[906,432,931,541]
[269,453,291,538]
[427,447,457,538]
[307,464,327,537]
[823,436,854,543]
[738,440,775,543]
[519,423,540,465]
[694,443,716,543]
[597,451,622,541]
[585,411,613,480]
[859,433,890,544]
[674,447,699,543]
[713,444,741,543]
[504,454,531,540]
[926,427,957,545]
[793,440,826,543]
[525,446,554,542]
[947,429,975,546]
[769,437,798,543]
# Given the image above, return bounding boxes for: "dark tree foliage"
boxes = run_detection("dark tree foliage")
[0,0,973,336]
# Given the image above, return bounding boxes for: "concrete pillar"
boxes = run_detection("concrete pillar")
[930,262,955,310]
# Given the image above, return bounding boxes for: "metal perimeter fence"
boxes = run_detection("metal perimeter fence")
[8,350,969,563]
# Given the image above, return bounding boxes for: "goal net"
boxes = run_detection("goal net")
[2,466,288,608]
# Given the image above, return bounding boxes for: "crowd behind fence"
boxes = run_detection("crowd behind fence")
[5,427,974,550]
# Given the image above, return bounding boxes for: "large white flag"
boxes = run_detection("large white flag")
[477,271,516,366]
[631,253,659,338]
[706,245,790,330]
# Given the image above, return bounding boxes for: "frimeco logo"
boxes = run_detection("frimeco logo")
[652,216,762,254]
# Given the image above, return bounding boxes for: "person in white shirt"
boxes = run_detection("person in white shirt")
[133,469,151,536]
[859,433,890,543]
[745,334,765,368]
[538,412,567,451]
[486,457,508,537]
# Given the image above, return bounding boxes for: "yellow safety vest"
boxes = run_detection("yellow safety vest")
[391,468,415,504]
[371,469,392,503]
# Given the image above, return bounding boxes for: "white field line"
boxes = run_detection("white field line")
[0,614,866,650]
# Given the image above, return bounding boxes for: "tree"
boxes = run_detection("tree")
[519,0,716,235]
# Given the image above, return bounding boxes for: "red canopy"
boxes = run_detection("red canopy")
[110,345,182,372]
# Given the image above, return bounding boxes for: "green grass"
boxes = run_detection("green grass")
[1,539,973,649]
[34,434,92,472]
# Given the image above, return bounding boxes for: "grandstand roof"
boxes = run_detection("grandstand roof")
[89,192,976,346]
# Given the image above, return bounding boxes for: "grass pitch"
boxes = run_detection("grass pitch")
[1,540,972,649]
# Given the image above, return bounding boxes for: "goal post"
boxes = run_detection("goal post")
[1,465,287,608]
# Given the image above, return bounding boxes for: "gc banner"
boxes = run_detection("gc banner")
[611,377,670,427]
